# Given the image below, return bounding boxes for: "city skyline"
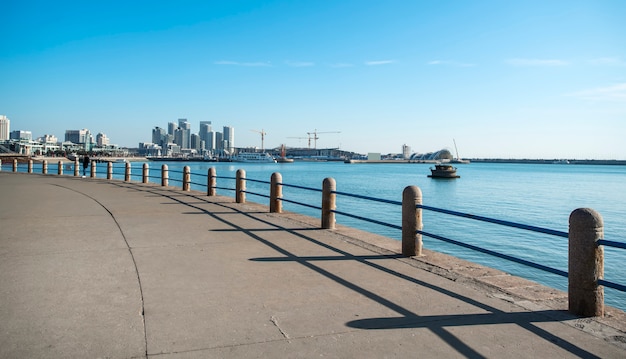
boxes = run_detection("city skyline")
[1,1,625,159]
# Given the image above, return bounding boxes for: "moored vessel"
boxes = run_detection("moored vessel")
[428,163,460,178]
[232,152,277,163]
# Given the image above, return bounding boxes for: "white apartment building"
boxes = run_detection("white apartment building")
[0,115,9,141]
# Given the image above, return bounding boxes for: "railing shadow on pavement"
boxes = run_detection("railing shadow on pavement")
[105,180,604,358]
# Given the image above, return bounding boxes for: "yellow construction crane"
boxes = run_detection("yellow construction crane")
[251,129,267,151]
[306,129,341,149]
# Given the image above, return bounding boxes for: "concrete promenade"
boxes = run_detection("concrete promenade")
[1,172,625,358]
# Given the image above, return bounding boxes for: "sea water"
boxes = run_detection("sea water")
[35,160,626,311]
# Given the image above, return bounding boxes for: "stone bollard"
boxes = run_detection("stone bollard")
[90,161,96,178]
[13,159,17,172]
[125,162,131,182]
[270,172,282,213]
[74,159,79,177]
[183,166,191,191]
[42,160,48,174]
[236,169,246,203]
[58,161,63,175]
[28,160,33,173]
[107,162,113,180]
[142,163,149,184]
[402,186,423,257]
[208,168,216,196]
[321,177,336,229]
[569,208,604,317]
[161,164,168,186]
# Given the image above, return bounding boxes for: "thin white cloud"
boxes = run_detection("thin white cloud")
[588,57,626,66]
[365,60,396,66]
[427,60,475,67]
[285,61,315,67]
[214,60,272,67]
[506,58,569,66]
[567,83,626,102]
[329,63,354,68]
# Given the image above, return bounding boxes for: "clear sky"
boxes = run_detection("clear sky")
[1,0,625,159]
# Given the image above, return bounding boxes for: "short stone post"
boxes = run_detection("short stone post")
[321,177,336,229]
[161,164,168,186]
[124,161,131,182]
[42,160,48,174]
[90,161,96,178]
[74,159,79,177]
[58,161,63,175]
[236,169,246,203]
[142,163,149,184]
[402,186,423,257]
[27,160,33,173]
[13,159,17,172]
[569,208,604,317]
[107,162,113,180]
[208,167,216,196]
[270,172,282,213]
[183,166,191,191]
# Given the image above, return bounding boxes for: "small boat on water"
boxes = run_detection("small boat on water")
[232,152,277,163]
[276,144,294,163]
[428,163,460,178]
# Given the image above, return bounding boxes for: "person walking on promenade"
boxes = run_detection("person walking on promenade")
[82,155,89,176]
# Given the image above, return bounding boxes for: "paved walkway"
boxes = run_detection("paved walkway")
[1,172,625,358]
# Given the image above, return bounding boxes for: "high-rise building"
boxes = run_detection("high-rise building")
[178,119,191,149]
[223,126,234,154]
[199,121,212,150]
[167,122,176,136]
[152,127,167,147]
[190,133,201,150]
[215,132,223,151]
[0,115,9,141]
[178,118,191,130]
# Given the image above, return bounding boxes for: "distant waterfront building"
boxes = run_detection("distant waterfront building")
[409,149,453,161]
[0,115,9,140]
[65,129,89,144]
[96,133,109,147]
[10,130,32,141]
[39,134,58,143]
[402,144,411,160]
[223,126,234,154]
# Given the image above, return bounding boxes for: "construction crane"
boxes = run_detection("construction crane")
[287,136,308,148]
[251,129,267,151]
[306,129,341,149]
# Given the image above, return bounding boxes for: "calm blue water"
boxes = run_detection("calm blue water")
[8,160,626,310]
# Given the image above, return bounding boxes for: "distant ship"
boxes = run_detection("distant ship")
[276,144,294,163]
[231,152,277,163]
[428,163,460,179]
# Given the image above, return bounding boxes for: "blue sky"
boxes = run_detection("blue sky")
[1,0,625,159]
